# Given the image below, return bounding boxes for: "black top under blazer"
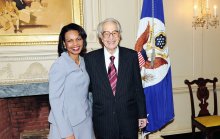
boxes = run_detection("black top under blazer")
[84,46,147,139]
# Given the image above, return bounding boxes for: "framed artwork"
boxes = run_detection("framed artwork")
[0,0,83,46]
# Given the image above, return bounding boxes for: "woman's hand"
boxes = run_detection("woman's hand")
[66,135,75,139]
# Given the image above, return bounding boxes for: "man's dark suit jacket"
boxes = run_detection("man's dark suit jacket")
[84,46,146,139]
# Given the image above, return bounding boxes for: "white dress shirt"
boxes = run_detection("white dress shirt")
[104,47,119,72]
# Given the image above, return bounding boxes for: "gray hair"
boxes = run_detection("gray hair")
[97,18,122,38]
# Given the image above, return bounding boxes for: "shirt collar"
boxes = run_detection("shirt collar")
[104,46,119,59]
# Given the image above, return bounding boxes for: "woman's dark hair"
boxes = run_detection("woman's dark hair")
[58,23,87,57]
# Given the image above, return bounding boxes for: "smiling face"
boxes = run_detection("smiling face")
[64,30,83,59]
[101,21,121,54]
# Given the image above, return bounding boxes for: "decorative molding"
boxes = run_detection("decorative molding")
[85,0,101,43]
[0,79,48,86]
[0,64,14,79]
[0,55,57,62]
[92,0,100,30]
[19,62,48,79]
[79,0,84,26]
[0,47,58,62]
[0,41,58,46]
[0,62,49,85]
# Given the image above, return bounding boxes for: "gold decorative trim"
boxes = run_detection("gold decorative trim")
[80,0,84,27]
[0,41,58,46]
[0,55,57,62]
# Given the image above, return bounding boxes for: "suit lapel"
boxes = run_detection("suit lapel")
[98,49,108,80]
[96,49,113,96]
[115,47,127,97]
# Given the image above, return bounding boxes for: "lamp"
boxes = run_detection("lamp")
[193,0,219,29]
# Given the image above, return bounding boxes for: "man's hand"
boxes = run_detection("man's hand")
[138,118,148,129]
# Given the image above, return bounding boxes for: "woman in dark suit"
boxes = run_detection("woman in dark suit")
[48,23,95,139]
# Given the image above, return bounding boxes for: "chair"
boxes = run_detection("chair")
[184,77,220,139]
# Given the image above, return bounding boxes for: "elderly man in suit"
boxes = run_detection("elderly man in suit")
[85,18,147,139]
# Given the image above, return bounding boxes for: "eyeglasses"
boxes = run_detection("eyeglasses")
[102,30,119,38]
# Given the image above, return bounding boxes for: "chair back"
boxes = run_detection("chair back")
[184,77,218,118]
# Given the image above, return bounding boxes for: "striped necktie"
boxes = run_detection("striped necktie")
[108,56,117,96]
